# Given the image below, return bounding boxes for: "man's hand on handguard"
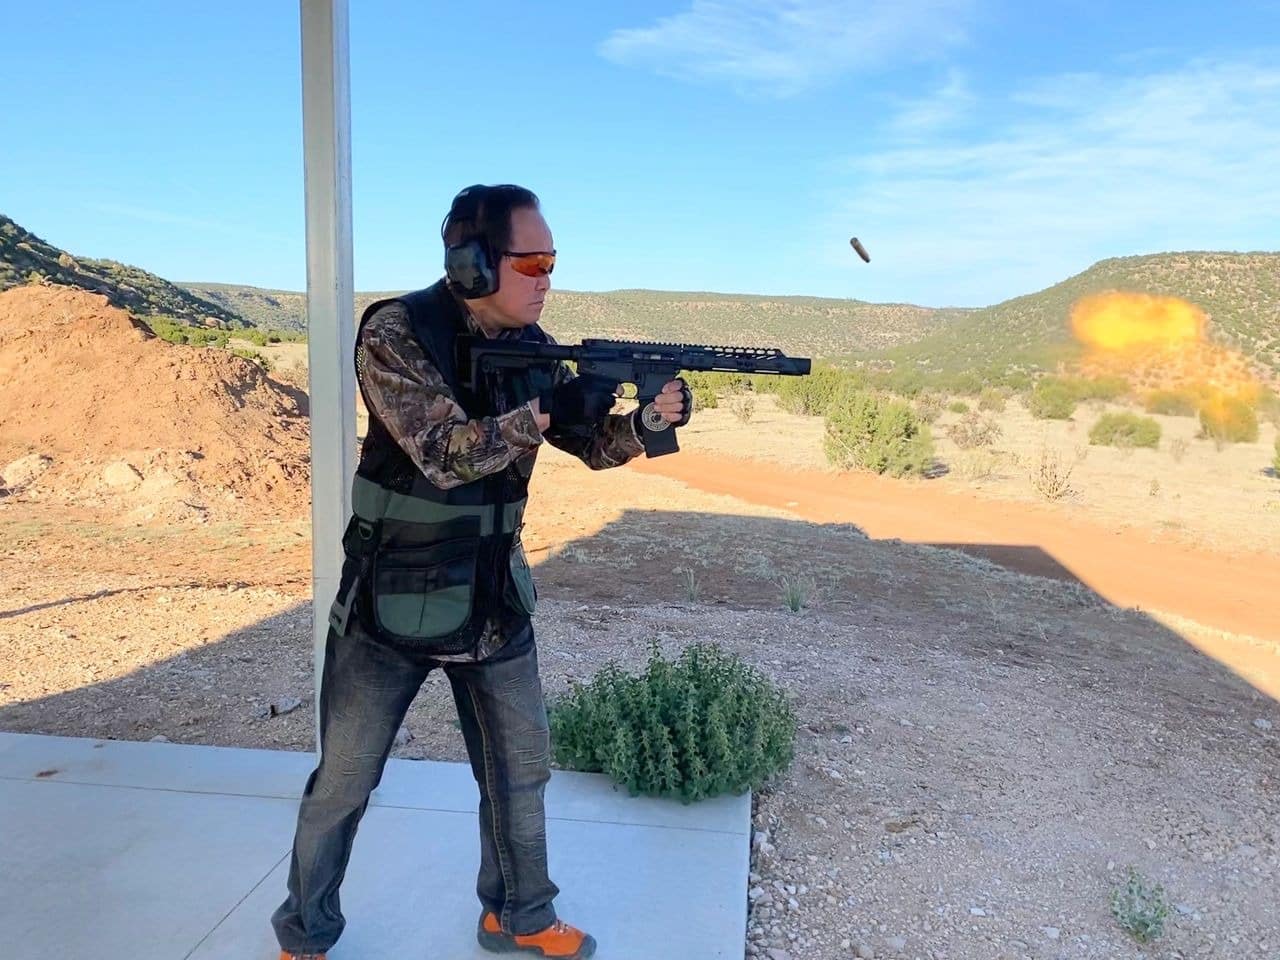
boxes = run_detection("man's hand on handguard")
[649,378,694,425]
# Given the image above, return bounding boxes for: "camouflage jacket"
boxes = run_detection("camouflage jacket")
[357,294,644,659]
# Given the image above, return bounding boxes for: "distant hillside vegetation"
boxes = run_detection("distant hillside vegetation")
[878,252,1280,381]
[0,214,244,328]
[180,281,972,359]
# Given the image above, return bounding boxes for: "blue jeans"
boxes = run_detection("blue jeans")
[271,618,559,954]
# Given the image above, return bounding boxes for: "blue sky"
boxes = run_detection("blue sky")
[3,1,1278,308]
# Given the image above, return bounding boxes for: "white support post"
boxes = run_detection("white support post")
[299,0,355,753]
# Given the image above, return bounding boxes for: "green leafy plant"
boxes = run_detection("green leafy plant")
[1028,379,1078,420]
[1089,412,1161,449]
[549,642,796,803]
[947,400,970,414]
[1110,866,1169,944]
[823,388,934,477]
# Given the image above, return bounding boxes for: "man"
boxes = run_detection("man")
[271,184,693,960]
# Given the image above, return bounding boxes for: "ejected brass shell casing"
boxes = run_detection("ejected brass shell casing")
[849,237,871,262]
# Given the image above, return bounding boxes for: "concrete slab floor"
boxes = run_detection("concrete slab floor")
[0,732,751,959]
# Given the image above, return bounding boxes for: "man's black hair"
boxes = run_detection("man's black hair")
[440,184,541,256]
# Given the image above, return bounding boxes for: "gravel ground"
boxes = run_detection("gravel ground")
[3,478,1278,959]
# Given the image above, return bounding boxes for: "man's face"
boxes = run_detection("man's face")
[472,206,554,332]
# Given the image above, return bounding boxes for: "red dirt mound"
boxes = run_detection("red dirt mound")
[0,284,310,521]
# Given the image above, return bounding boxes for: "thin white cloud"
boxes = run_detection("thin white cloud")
[824,57,1280,305]
[887,69,976,135]
[600,0,975,98]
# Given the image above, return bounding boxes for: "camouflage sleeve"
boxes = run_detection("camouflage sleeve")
[358,303,543,489]
[542,344,646,469]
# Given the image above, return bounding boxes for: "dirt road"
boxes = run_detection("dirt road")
[628,451,1279,644]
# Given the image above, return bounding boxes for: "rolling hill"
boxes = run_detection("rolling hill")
[4,212,1276,378]
[0,215,244,328]
[879,252,1280,380]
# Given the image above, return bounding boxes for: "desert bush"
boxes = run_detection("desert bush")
[1110,866,1169,944]
[691,384,719,410]
[824,388,934,477]
[729,393,756,423]
[946,411,1002,449]
[776,366,854,417]
[1029,446,1076,501]
[549,641,796,803]
[1144,389,1198,417]
[1028,379,1078,420]
[1066,374,1130,402]
[944,370,986,396]
[682,569,700,603]
[977,387,1007,413]
[1199,395,1259,445]
[778,575,814,612]
[914,393,944,423]
[1089,412,1161,449]
[947,400,970,414]
[883,366,926,398]
[1273,437,1280,475]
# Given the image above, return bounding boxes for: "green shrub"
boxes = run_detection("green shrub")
[776,366,852,416]
[1110,866,1169,944]
[977,387,1007,413]
[549,641,795,803]
[1067,374,1129,402]
[691,384,719,410]
[1144,389,1199,417]
[1273,437,1280,475]
[685,371,751,396]
[945,370,986,396]
[1199,395,1259,445]
[883,366,925,398]
[824,388,934,477]
[1028,379,1078,420]
[1089,413,1162,449]
[947,400,970,414]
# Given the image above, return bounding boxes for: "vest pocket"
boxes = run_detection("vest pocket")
[371,538,477,642]
[506,535,538,616]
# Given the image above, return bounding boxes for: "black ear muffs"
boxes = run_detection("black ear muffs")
[444,184,499,299]
[445,238,498,299]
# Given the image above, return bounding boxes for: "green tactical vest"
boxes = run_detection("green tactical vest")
[327,281,553,656]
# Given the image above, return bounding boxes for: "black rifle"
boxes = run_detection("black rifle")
[458,337,812,457]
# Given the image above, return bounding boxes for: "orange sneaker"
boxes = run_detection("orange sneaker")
[279,952,326,960]
[476,911,597,958]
